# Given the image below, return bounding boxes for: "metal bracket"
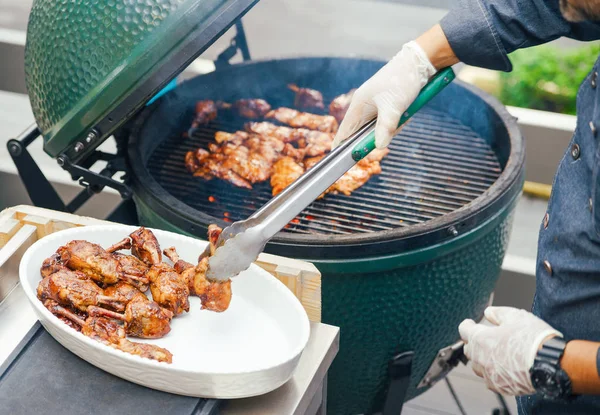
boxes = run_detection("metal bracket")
[215,20,251,69]
[382,351,414,415]
[417,340,468,389]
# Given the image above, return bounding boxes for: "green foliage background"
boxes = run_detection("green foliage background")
[499,43,600,114]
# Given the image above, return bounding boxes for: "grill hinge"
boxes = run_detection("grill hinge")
[215,20,251,69]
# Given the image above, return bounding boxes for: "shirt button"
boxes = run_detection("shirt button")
[571,143,580,160]
[543,212,549,229]
[592,72,598,89]
[543,260,553,276]
[590,121,597,137]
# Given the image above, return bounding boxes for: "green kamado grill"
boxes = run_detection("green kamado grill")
[11,1,525,414]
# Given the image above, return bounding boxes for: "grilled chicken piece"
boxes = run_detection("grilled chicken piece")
[41,253,64,278]
[271,156,305,196]
[146,263,190,316]
[266,107,338,133]
[112,253,149,292]
[214,130,249,144]
[104,281,148,304]
[329,148,389,196]
[329,89,356,123]
[37,268,125,313]
[88,295,173,339]
[46,300,173,363]
[163,225,232,313]
[129,227,162,266]
[57,240,148,287]
[288,84,325,111]
[244,122,333,156]
[191,100,218,128]
[219,99,272,119]
[282,143,306,162]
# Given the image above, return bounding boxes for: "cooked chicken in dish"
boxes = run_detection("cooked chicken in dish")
[45,300,173,363]
[41,253,63,278]
[104,281,148,304]
[88,295,173,339]
[130,227,162,266]
[266,108,338,133]
[37,268,125,312]
[146,263,190,316]
[329,89,356,123]
[111,253,149,292]
[288,84,325,111]
[191,100,218,128]
[271,157,305,196]
[219,99,272,119]
[163,225,232,313]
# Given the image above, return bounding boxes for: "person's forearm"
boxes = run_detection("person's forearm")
[415,24,459,70]
[560,340,600,394]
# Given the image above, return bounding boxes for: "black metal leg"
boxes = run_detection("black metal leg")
[383,351,414,415]
[7,124,67,212]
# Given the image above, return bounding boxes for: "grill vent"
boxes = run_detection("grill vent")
[148,108,501,235]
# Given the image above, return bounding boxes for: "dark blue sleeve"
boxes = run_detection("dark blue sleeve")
[440,0,600,72]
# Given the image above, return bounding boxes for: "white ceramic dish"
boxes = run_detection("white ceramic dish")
[19,225,310,398]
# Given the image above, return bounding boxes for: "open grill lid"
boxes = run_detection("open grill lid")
[24,0,259,160]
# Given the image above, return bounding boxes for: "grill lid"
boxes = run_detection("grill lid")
[24,0,259,159]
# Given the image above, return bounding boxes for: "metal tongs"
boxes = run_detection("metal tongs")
[202,67,456,281]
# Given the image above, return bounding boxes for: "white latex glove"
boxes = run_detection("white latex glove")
[459,306,562,396]
[332,41,436,149]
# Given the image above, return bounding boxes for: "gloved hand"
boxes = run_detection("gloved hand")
[332,41,437,149]
[459,306,562,396]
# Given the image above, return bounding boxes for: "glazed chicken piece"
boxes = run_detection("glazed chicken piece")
[329,148,389,195]
[88,295,173,339]
[282,143,306,162]
[185,146,253,189]
[271,157,305,196]
[104,281,148,304]
[329,89,356,123]
[46,300,173,363]
[266,108,338,133]
[214,130,249,144]
[163,225,232,313]
[146,263,190,316]
[191,100,218,128]
[37,268,125,313]
[108,227,162,267]
[112,253,149,292]
[288,84,325,111]
[219,99,272,118]
[57,240,148,287]
[43,299,85,332]
[41,253,64,278]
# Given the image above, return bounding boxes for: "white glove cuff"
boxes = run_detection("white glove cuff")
[526,329,564,370]
[402,40,437,85]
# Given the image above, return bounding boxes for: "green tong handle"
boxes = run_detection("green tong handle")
[351,66,456,161]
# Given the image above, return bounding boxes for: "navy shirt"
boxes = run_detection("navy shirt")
[440,1,600,413]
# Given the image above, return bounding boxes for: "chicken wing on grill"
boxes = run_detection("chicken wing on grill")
[266,108,338,133]
[57,240,148,287]
[146,263,190,316]
[88,295,173,339]
[219,99,272,119]
[271,156,305,196]
[37,268,125,312]
[163,225,232,313]
[329,89,356,123]
[46,300,173,363]
[191,100,218,128]
[288,84,325,111]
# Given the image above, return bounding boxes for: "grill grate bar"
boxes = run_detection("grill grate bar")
[146,107,502,235]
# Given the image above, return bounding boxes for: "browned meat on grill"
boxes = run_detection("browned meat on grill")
[185,149,210,174]
[271,156,305,196]
[219,99,272,118]
[41,253,63,278]
[266,108,338,133]
[57,240,147,287]
[329,89,357,123]
[191,100,218,128]
[303,155,324,170]
[244,122,334,156]
[282,143,306,162]
[164,226,232,313]
[88,294,173,339]
[303,130,335,157]
[104,281,148,304]
[146,263,190,316]
[112,253,149,292]
[288,84,325,111]
[37,268,125,313]
[47,300,173,362]
[214,130,249,144]
[329,148,389,196]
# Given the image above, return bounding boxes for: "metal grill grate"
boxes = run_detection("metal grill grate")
[147,108,501,235]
